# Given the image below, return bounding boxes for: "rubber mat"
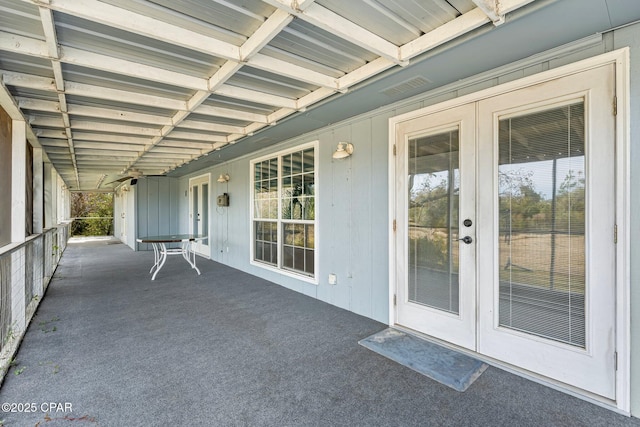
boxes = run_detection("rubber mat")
[359,328,488,392]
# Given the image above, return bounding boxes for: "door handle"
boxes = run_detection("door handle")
[458,236,473,244]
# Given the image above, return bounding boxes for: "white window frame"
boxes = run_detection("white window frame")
[250,141,319,284]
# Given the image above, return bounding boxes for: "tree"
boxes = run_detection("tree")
[70,193,114,236]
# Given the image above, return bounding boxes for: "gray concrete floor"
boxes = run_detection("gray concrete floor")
[1,237,639,426]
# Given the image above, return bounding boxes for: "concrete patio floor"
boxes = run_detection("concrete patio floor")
[1,237,639,426]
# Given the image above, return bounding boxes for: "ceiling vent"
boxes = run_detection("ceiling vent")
[381,76,431,97]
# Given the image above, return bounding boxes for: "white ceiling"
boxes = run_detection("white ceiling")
[0,0,637,190]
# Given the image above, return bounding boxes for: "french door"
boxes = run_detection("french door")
[189,174,210,257]
[395,103,477,350]
[394,64,616,399]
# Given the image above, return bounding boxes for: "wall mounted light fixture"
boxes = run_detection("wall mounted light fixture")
[332,142,354,159]
[217,173,230,183]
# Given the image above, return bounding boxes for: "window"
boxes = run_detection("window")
[251,143,316,280]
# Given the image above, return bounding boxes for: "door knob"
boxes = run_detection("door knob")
[459,236,473,244]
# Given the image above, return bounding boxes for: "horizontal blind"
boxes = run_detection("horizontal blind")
[498,102,586,347]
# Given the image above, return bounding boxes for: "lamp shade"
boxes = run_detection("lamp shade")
[332,142,354,159]
[217,173,230,183]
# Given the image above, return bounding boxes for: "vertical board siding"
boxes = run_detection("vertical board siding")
[136,176,180,251]
[370,112,391,322]
[172,32,638,332]
[349,119,373,317]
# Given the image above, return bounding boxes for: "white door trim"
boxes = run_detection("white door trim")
[388,48,630,412]
[189,173,211,258]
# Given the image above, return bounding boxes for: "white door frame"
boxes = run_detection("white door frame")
[394,104,477,350]
[388,48,630,412]
[189,173,211,257]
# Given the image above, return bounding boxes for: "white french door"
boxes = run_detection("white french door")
[394,64,617,399]
[189,174,210,257]
[119,192,127,242]
[395,103,477,350]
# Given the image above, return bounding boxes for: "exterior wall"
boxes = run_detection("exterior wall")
[177,33,624,324]
[114,185,139,250]
[617,24,640,416]
[135,176,179,250]
[165,27,639,413]
[113,190,123,242]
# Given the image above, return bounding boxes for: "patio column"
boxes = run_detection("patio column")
[33,147,44,234]
[10,119,26,333]
[11,119,26,243]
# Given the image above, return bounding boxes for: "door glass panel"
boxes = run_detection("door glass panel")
[408,127,460,314]
[192,188,199,235]
[498,102,585,347]
[202,184,209,246]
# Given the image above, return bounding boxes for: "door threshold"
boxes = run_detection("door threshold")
[392,324,627,416]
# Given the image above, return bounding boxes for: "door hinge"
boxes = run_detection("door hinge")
[393,144,396,156]
[393,219,397,232]
[614,224,618,244]
[614,351,618,371]
[393,294,397,306]
[613,95,617,116]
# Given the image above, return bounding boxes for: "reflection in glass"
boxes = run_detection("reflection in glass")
[282,222,314,276]
[253,148,315,276]
[408,128,460,314]
[202,184,209,245]
[192,186,198,236]
[498,102,585,347]
[255,221,277,265]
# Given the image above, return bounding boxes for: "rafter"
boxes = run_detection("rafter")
[38,0,240,60]
[400,8,490,60]
[263,1,403,64]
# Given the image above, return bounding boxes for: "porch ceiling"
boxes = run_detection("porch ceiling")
[0,0,637,190]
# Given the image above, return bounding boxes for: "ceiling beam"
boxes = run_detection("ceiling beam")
[167,131,228,143]
[70,120,161,136]
[400,8,490,61]
[240,8,292,60]
[472,0,537,24]
[73,142,145,151]
[249,53,337,89]
[39,0,240,60]
[5,69,186,111]
[39,3,81,188]
[65,81,186,111]
[60,46,208,91]
[155,140,218,149]
[72,132,151,145]
[264,1,403,64]
[194,104,268,123]
[2,69,56,92]
[179,120,245,134]
[216,84,296,109]
[0,31,49,58]
[471,0,504,25]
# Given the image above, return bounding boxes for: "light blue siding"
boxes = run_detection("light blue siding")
[145,24,640,414]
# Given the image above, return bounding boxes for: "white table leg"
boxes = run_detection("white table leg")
[150,242,160,273]
[182,241,201,275]
[151,242,168,280]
